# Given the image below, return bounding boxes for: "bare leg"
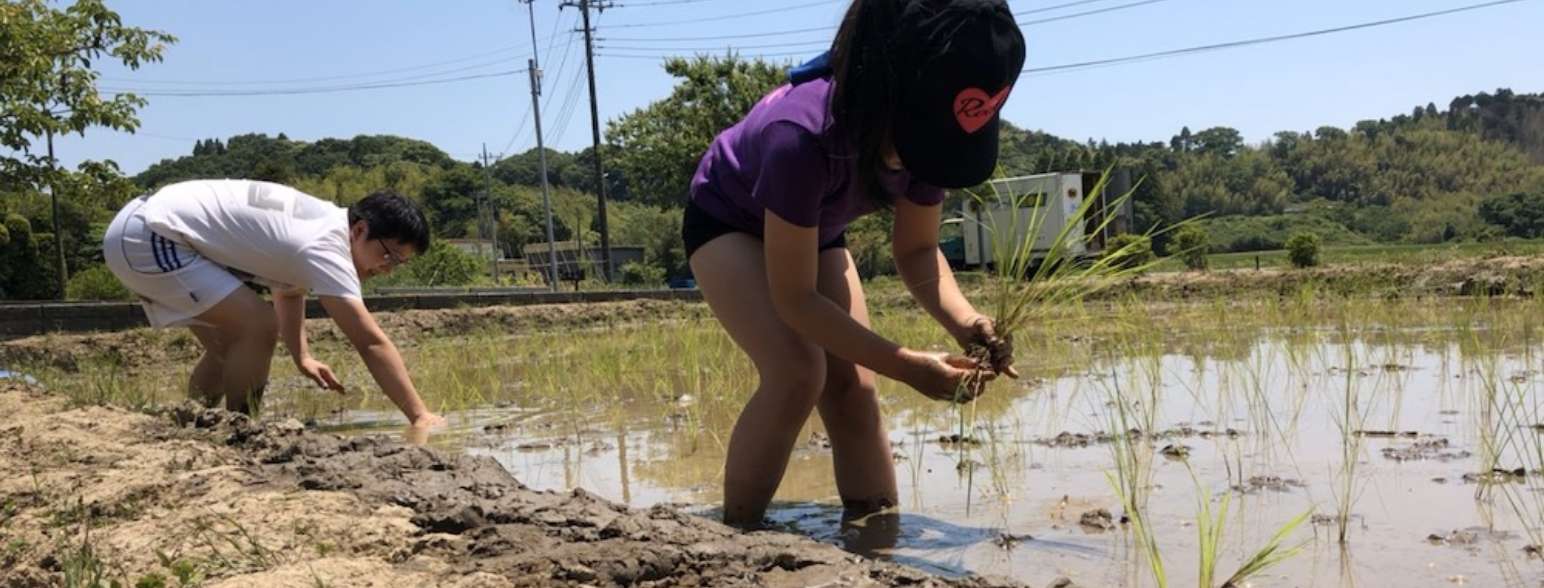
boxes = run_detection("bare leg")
[812,248,898,515]
[692,235,896,527]
[189,286,277,414]
[187,325,226,407]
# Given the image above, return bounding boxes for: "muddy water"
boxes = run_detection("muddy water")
[296,312,1544,588]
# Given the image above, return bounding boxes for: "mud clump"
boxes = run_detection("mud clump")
[1036,427,1240,449]
[965,330,1015,378]
[1232,475,1307,494]
[1462,467,1530,485]
[1356,430,1420,438]
[992,532,1033,550]
[1427,527,1518,551]
[1078,509,1119,532]
[938,434,983,447]
[1381,437,1472,462]
[0,382,1020,587]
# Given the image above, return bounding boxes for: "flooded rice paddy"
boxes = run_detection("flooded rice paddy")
[32,296,1544,586]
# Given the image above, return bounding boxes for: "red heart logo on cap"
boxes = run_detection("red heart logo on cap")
[954,85,1013,134]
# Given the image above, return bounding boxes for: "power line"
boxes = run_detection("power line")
[543,6,568,64]
[543,45,587,143]
[496,14,583,162]
[598,50,811,60]
[599,0,839,29]
[603,0,1531,71]
[499,104,534,157]
[601,25,832,43]
[102,0,1529,98]
[549,62,590,145]
[1018,0,1171,26]
[600,0,1164,43]
[102,44,536,87]
[122,52,530,91]
[103,69,520,97]
[598,39,828,52]
[613,0,722,7]
[545,18,583,99]
[1023,0,1532,75]
[1013,0,1124,18]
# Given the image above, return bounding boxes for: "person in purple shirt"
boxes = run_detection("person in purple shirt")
[684,0,1026,527]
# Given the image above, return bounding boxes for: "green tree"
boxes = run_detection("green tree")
[606,55,787,206]
[1,0,174,297]
[375,242,482,288]
[492,147,573,188]
[846,212,895,278]
[0,214,53,299]
[1479,191,1544,238]
[618,261,665,286]
[1192,127,1244,158]
[608,201,686,279]
[65,263,130,300]
[1172,225,1210,271]
[1102,233,1153,270]
[1285,232,1321,268]
[420,165,485,237]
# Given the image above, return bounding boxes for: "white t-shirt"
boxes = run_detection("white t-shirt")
[140,179,363,299]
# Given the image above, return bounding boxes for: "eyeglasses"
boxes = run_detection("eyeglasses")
[377,239,405,269]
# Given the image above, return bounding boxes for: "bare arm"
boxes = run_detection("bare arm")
[891,198,984,345]
[276,289,343,392]
[319,295,436,425]
[274,288,311,363]
[765,212,915,379]
[764,212,980,399]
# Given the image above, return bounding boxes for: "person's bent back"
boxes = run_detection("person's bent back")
[103,180,445,429]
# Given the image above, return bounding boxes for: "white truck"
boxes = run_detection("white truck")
[939,171,1131,269]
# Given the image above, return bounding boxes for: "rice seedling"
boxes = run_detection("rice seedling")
[959,166,1205,375]
[945,167,1199,519]
[1192,468,1311,588]
[1325,321,1380,545]
[1104,365,1165,588]
[1472,325,1544,551]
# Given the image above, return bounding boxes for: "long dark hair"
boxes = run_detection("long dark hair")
[828,0,905,210]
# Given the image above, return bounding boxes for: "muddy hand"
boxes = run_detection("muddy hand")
[297,357,345,393]
[965,316,1018,378]
[902,350,996,403]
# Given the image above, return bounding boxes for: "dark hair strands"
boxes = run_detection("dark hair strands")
[828,0,906,211]
[348,189,432,254]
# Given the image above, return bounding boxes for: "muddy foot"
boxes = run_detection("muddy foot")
[1079,509,1117,532]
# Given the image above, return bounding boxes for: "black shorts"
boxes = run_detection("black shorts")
[682,200,846,259]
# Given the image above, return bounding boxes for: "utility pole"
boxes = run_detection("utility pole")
[523,0,560,291]
[562,0,613,281]
[478,143,501,284]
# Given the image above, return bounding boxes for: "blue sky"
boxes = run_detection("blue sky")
[53,0,1544,175]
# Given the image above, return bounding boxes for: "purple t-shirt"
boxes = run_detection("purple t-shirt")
[688,77,946,245]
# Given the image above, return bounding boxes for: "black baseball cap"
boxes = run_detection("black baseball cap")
[892,0,1026,189]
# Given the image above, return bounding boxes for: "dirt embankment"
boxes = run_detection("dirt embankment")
[0,299,709,372]
[0,383,1020,587]
[1112,254,1544,300]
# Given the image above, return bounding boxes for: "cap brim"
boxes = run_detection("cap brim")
[894,110,1001,190]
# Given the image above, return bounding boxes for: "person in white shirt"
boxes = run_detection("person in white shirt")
[102,179,445,429]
